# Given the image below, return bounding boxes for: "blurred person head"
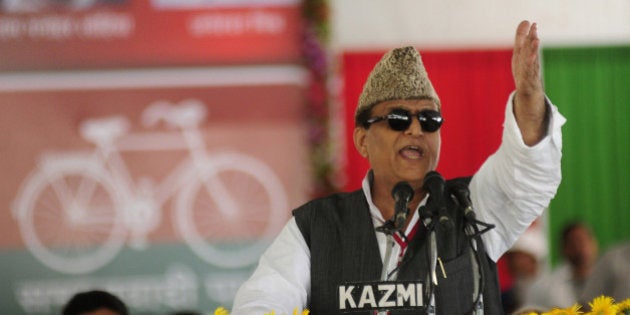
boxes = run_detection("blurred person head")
[502,227,548,313]
[62,290,128,315]
[560,221,598,279]
[506,227,548,279]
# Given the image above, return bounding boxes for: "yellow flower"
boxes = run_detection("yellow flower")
[586,296,618,315]
[541,303,582,315]
[214,306,230,315]
[617,298,630,314]
[263,311,275,315]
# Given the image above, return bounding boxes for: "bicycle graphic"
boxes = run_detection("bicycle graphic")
[12,99,289,274]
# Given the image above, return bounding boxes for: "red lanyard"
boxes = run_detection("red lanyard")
[392,220,420,264]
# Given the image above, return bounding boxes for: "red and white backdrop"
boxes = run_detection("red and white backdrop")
[2,0,629,313]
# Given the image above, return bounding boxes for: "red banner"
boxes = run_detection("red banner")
[0,0,302,70]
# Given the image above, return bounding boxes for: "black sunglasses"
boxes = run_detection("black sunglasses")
[363,108,444,132]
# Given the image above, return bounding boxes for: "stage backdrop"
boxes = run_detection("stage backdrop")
[0,1,309,314]
[0,66,310,314]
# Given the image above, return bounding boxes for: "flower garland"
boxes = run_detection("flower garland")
[212,297,630,315]
[301,0,341,198]
[516,296,630,315]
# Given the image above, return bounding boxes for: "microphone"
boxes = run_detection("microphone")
[424,171,456,260]
[423,171,446,221]
[392,181,414,230]
[449,181,476,221]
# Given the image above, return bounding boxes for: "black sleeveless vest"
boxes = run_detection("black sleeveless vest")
[292,178,504,315]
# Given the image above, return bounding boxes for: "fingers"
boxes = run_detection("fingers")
[527,23,540,51]
[515,21,539,44]
[512,20,543,95]
[514,20,540,63]
[514,20,531,48]
[528,22,539,40]
[515,20,531,40]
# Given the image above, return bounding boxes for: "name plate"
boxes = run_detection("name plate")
[338,280,425,312]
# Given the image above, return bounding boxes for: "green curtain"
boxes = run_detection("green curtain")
[543,46,630,264]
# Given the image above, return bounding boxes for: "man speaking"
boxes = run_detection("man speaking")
[232,20,564,314]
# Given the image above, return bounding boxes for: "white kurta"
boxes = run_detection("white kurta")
[231,92,565,314]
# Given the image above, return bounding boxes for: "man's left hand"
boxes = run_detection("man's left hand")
[512,20,547,146]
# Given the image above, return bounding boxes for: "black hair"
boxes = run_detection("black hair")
[62,290,129,315]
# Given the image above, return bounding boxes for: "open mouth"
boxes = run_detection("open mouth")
[400,145,424,159]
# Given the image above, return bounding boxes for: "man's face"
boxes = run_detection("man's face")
[563,226,598,268]
[354,99,441,189]
[507,251,539,278]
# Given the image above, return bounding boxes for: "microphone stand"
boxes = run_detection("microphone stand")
[421,173,496,315]
[375,220,399,315]
[421,171,446,315]
[375,221,398,280]
[464,210,484,315]
[375,181,414,281]
[462,207,495,315]
[450,183,495,315]
[375,181,413,315]
[420,206,437,315]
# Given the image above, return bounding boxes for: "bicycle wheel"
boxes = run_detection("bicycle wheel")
[175,152,288,268]
[13,159,125,274]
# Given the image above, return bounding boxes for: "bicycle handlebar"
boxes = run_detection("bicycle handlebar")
[141,99,208,129]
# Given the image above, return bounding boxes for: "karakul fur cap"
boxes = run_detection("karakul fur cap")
[356,46,440,120]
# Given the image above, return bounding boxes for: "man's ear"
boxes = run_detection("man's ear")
[353,127,368,158]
